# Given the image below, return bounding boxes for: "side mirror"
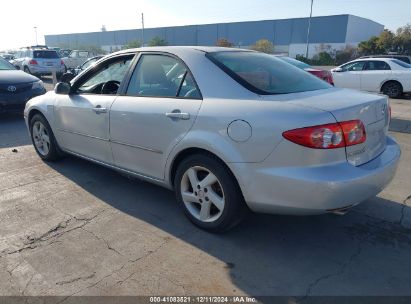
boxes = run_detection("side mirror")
[55,82,71,95]
[60,72,75,83]
[333,67,343,72]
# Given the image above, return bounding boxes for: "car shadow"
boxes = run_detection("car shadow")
[46,155,411,298]
[0,112,30,148]
[390,118,411,134]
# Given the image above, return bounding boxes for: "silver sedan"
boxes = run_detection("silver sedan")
[24,47,401,232]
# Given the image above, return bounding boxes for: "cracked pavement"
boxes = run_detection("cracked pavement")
[0,98,411,300]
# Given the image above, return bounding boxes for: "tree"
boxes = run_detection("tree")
[122,40,142,50]
[358,36,384,55]
[76,45,106,55]
[394,24,411,54]
[148,36,168,46]
[335,45,357,65]
[250,39,274,53]
[377,29,395,52]
[216,38,234,47]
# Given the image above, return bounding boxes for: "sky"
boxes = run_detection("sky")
[1,0,410,50]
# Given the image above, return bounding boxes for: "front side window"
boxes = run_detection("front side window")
[364,61,391,71]
[342,61,366,72]
[206,51,330,95]
[126,54,201,98]
[75,55,133,95]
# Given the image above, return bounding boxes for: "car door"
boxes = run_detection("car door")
[333,61,365,89]
[110,53,203,180]
[54,54,135,163]
[360,61,392,92]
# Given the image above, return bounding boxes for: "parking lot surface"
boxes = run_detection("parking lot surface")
[0,93,410,299]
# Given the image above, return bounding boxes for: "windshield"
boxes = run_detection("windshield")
[278,56,311,70]
[0,58,16,70]
[33,50,60,59]
[391,59,411,68]
[207,51,330,95]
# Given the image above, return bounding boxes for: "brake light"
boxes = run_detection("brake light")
[29,59,38,65]
[340,120,366,146]
[283,120,366,149]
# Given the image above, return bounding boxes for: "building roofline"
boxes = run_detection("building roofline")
[44,14,382,37]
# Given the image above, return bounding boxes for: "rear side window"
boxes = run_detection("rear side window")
[33,51,59,59]
[364,61,391,70]
[391,59,411,68]
[206,51,330,95]
[126,54,201,99]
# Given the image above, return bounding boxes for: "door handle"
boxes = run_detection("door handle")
[92,106,107,114]
[165,111,190,120]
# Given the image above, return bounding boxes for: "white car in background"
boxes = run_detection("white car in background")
[62,50,97,70]
[331,58,411,98]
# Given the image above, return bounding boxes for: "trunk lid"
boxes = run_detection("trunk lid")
[260,88,390,166]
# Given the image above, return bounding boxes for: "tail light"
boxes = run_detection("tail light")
[283,120,366,149]
[29,59,38,65]
[60,60,64,65]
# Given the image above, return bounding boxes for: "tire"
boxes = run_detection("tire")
[174,154,248,233]
[23,66,31,74]
[29,114,62,161]
[381,81,403,98]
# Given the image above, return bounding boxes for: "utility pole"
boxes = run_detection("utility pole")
[305,0,313,58]
[34,26,38,45]
[141,13,145,47]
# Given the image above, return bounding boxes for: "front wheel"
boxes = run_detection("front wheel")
[174,154,247,232]
[30,114,62,161]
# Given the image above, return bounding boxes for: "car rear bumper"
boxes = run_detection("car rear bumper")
[231,135,401,215]
[29,65,65,75]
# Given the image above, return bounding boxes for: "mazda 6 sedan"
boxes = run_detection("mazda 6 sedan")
[24,46,401,232]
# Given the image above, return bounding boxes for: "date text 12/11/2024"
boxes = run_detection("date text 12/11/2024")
[149,296,258,303]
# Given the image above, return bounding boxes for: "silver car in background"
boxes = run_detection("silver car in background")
[12,48,65,78]
[24,47,401,232]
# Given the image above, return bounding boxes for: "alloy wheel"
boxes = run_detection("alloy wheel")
[32,121,51,156]
[180,166,225,222]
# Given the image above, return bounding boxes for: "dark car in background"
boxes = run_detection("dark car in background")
[0,57,46,112]
[277,56,334,85]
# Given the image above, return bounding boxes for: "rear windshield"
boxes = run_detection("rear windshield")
[0,58,15,70]
[206,51,330,95]
[278,56,311,70]
[33,50,60,59]
[391,59,411,68]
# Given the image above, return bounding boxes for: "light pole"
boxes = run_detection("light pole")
[141,13,145,47]
[34,26,38,45]
[305,0,313,58]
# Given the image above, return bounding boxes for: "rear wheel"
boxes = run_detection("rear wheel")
[174,154,247,232]
[30,114,62,161]
[382,81,403,98]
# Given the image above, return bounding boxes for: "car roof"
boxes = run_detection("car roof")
[351,57,393,63]
[115,46,252,55]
